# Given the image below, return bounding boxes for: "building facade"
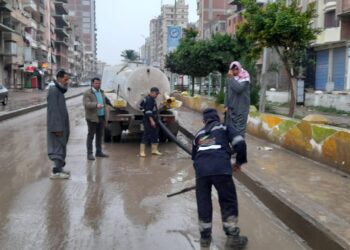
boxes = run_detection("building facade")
[67,0,97,80]
[313,0,350,91]
[196,0,233,39]
[158,0,189,69]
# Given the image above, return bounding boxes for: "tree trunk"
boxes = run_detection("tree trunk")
[191,75,195,97]
[275,47,296,117]
[259,75,267,113]
[288,76,297,117]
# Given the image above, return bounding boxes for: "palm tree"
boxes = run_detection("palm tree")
[120,49,139,62]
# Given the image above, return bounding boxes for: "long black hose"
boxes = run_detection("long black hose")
[157,117,192,156]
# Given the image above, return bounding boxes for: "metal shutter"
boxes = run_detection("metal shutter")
[332,47,346,91]
[315,50,329,90]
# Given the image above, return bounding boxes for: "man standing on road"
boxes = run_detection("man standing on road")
[139,87,162,157]
[83,77,111,160]
[47,70,71,179]
[192,108,248,248]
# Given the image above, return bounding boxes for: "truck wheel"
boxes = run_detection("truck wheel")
[104,128,112,143]
[112,134,122,142]
[2,96,8,105]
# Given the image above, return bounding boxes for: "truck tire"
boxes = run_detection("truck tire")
[104,127,112,143]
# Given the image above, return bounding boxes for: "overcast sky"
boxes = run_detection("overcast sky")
[96,0,198,65]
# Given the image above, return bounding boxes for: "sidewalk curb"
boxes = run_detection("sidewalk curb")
[0,92,83,122]
[178,122,346,250]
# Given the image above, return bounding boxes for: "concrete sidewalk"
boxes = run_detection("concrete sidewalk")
[177,106,350,250]
[0,86,89,121]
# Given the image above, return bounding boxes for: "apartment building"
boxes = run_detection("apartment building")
[0,0,30,89]
[149,17,162,67]
[67,0,97,80]
[158,0,189,69]
[313,0,350,91]
[196,0,233,39]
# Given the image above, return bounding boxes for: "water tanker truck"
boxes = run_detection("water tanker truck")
[102,63,180,142]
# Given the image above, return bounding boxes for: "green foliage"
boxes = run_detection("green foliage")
[215,90,225,104]
[239,0,319,77]
[120,49,139,62]
[239,0,320,117]
[311,106,350,116]
[250,84,260,108]
[165,28,213,96]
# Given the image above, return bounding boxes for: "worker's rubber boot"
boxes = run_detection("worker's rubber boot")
[225,227,248,249]
[151,143,162,155]
[140,144,146,157]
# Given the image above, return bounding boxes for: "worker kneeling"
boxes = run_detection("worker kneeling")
[140,87,162,157]
[192,108,248,248]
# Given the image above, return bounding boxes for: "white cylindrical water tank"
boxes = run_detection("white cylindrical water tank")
[118,66,170,111]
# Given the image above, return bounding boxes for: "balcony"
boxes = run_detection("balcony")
[2,41,17,57]
[23,0,37,13]
[53,14,69,27]
[55,27,68,37]
[323,1,336,12]
[316,27,341,44]
[29,18,37,30]
[54,1,68,15]
[55,37,69,46]
[0,22,15,32]
[338,0,350,17]
[0,0,11,12]
[54,0,68,3]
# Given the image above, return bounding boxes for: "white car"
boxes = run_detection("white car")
[0,84,8,105]
[45,81,55,90]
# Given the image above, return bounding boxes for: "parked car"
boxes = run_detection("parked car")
[45,81,55,90]
[78,81,90,87]
[0,84,8,105]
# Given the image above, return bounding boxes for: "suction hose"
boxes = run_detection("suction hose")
[156,117,192,156]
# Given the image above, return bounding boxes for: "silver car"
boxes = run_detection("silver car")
[0,84,8,105]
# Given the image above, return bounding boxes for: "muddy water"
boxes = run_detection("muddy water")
[0,97,309,249]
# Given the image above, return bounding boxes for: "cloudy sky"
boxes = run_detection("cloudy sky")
[96,0,198,65]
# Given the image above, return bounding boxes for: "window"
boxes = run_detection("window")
[82,0,90,5]
[82,12,90,17]
[324,10,339,28]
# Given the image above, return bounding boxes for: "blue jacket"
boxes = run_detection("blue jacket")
[192,120,247,178]
[142,95,158,120]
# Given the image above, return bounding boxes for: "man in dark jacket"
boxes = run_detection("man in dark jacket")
[83,77,112,160]
[192,108,248,248]
[139,87,162,157]
[47,70,70,179]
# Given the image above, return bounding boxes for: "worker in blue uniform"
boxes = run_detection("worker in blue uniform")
[192,108,248,248]
[140,87,162,157]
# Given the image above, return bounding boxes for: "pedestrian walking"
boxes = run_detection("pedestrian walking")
[192,108,248,248]
[47,70,71,179]
[139,87,162,157]
[83,77,112,160]
[225,61,250,137]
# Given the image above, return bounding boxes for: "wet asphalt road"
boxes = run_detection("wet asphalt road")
[0,97,310,250]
